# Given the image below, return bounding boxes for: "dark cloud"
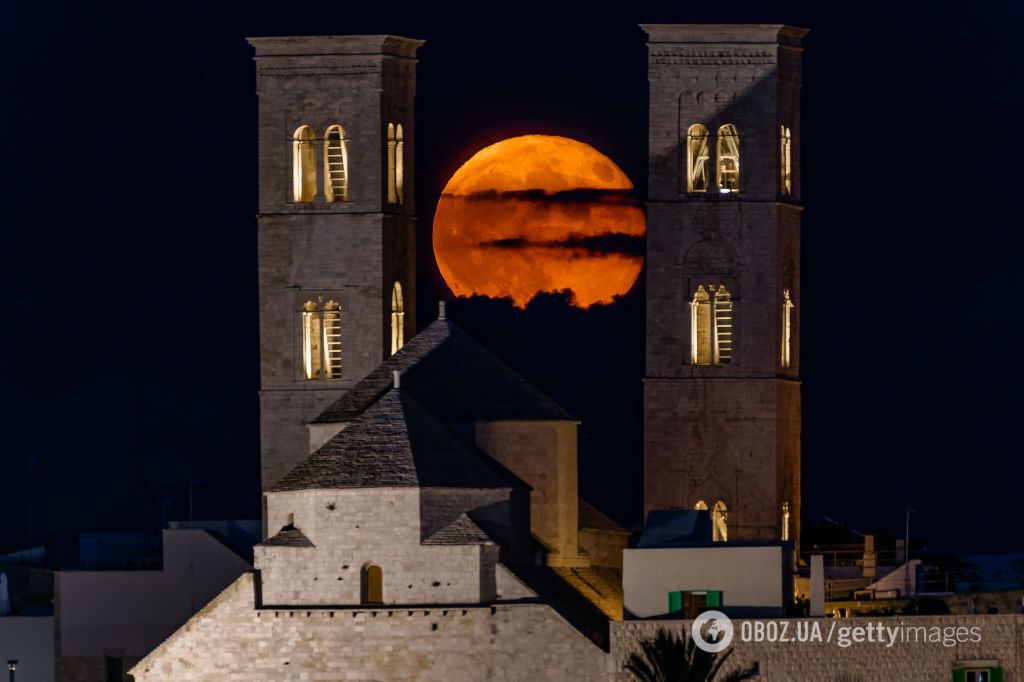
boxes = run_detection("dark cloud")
[444,187,642,207]
[478,232,645,257]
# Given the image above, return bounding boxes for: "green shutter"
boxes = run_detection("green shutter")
[951,669,966,682]
[668,591,683,613]
[706,591,722,608]
[991,668,1004,682]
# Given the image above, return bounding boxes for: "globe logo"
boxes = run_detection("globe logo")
[691,610,734,653]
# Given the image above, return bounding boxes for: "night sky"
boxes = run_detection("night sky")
[1,1,1022,560]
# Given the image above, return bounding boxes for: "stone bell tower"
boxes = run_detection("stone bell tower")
[248,35,421,492]
[642,25,806,546]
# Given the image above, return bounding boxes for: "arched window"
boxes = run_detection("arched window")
[322,300,342,379]
[781,289,794,369]
[323,125,349,202]
[780,125,792,196]
[781,502,791,542]
[292,126,316,203]
[301,298,342,380]
[712,501,728,542]
[395,124,405,204]
[717,124,740,193]
[386,123,397,204]
[301,300,321,380]
[362,564,383,604]
[686,124,709,192]
[390,282,405,356]
[690,284,733,365]
[694,500,708,510]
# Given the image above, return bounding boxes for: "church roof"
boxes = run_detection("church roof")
[273,389,526,492]
[422,514,494,546]
[256,525,315,548]
[312,318,574,425]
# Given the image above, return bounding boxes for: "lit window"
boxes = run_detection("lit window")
[690,284,733,365]
[322,301,342,379]
[292,126,316,203]
[323,125,349,202]
[712,501,728,542]
[781,289,794,369]
[717,124,740,193]
[395,124,405,204]
[390,282,405,356]
[362,564,383,604]
[386,123,397,204]
[781,502,791,542]
[694,499,708,511]
[686,124,709,192]
[301,298,342,380]
[780,125,792,196]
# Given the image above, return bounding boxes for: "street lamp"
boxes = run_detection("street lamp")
[7,659,17,682]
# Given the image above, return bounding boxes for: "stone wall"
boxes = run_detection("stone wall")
[611,616,1024,681]
[642,26,804,543]
[257,488,493,605]
[474,420,583,563]
[130,574,607,682]
[250,36,420,492]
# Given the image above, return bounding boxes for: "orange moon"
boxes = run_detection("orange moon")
[432,135,646,308]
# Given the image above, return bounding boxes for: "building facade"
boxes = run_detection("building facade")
[642,25,804,547]
[252,35,419,494]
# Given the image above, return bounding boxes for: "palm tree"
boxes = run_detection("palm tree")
[624,628,759,682]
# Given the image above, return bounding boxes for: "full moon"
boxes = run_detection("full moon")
[432,135,646,308]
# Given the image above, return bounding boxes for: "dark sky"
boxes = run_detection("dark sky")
[1,0,1022,559]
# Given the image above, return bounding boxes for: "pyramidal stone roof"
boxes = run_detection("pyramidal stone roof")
[312,318,574,425]
[272,389,526,493]
[422,513,494,546]
[256,525,314,548]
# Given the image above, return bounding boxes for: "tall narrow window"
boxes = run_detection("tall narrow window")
[717,124,740,193]
[712,285,733,364]
[395,124,405,204]
[301,298,342,380]
[390,281,405,356]
[690,284,734,365]
[712,501,728,542]
[322,301,342,379]
[780,125,792,196]
[301,300,322,380]
[292,126,316,203]
[362,564,383,604]
[781,502,791,542]
[690,285,712,365]
[386,123,397,204]
[323,125,349,202]
[686,124,709,192]
[781,289,794,369]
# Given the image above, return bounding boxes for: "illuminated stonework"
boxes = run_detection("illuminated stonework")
[292,125,316,202]
[716,124,740,193]
[390,281,405,355]
[301,298,343,380]
[689,284,733,365]
[387,122,405,204]
[324,125,350,202]
[780,125,792,196]
[686,123,709,192]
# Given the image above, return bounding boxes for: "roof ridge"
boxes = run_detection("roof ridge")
[272,388,525,493]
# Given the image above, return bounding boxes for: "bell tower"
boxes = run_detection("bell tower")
[642,25,806,546]
[248,35,421,491]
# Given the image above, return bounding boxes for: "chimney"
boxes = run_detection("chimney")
[438,300,446,320]
[393,370,401,389]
